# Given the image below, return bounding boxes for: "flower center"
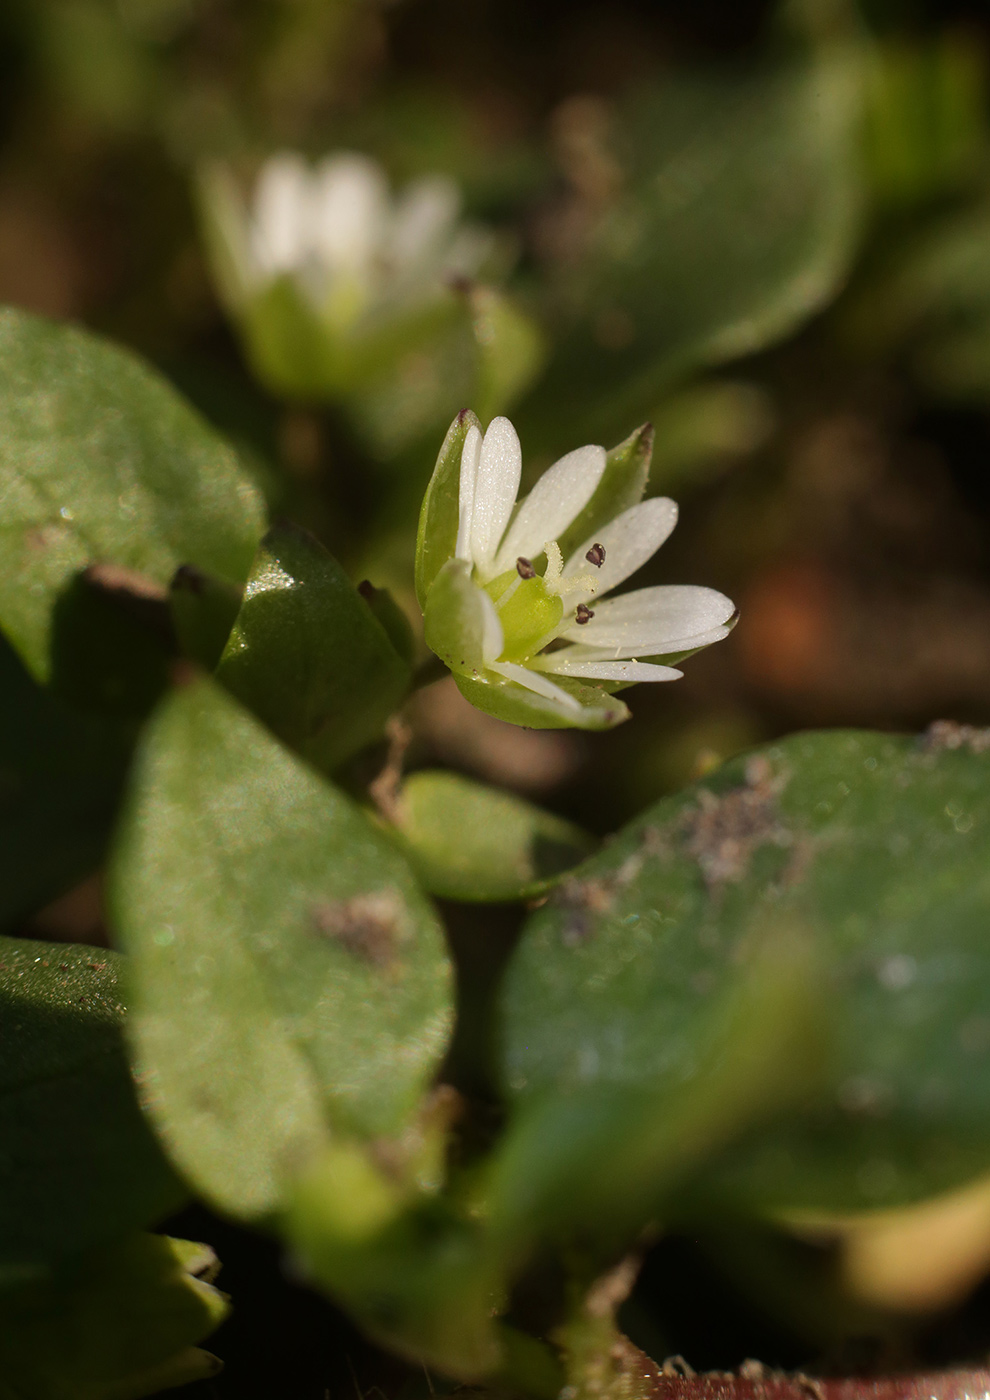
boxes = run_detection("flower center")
[482,539,599,663]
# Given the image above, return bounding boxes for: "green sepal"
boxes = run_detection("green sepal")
[415,412,481,610]
[454,671,629,732]
[423,557,491,678]
[168,565,242,671]
[556,424,653,561]
[388,770,596,902]
[0,1233,229,1400]
[218,521,412,774]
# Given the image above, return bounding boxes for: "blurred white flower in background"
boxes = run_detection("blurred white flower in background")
[203,151,492,335]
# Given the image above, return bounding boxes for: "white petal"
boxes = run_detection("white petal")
[563,626,730,663]
[470,417,522,578]
[388,176,460,275]
[455,425,482,562]
[560,584,735,650]
[533,656,682,683]
[308,153,388,274]
[488,660,583,714]
[562,497,678,607]
[480,590,505,665]
[250,154,311,276]
[492,444,607,576]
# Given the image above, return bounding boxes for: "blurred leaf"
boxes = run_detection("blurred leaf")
[864,36,987,211]
[490,915,822,1255]
[286,1145,502,1380]
[0,937,184,1277]
[38,0,157,132]
[464,284,547,424]
[0,308,266,684]
[0,633,130,928]
[109,675,453,1220]
[529,45,863,442]
[846,198,990,402]
[217,522,412,773]
[0,1233,227,1400]
[388,770,596,902]
[646,380,776,493]
[498,730,990,1244]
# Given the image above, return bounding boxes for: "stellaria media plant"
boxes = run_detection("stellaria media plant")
[417,411,737,729]
[9,15,990,1387]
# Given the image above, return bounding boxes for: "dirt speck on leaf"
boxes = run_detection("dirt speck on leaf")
[681,755,792,891]
[310,891,406,968]
[921,719,990,755]
[556,876,615,946]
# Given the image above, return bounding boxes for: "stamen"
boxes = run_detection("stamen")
[543,540,563,587]
[542,539,597,599]
[575,604,595,624]
[585,543,606,568]
[516,557,536,579]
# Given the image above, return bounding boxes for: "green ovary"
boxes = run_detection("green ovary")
[489,575,564,662]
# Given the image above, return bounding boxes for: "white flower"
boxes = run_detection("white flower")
[420,414,736,730]
[205,151,491,333]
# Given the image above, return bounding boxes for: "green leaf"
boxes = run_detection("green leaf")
[498,729,990,1240]
[286,1149,502,1379]
[0,634,130,928]
[0,1233,228,1400]
[217,522,412,774]
[0,938,184,1277]
[388,770,596,902]
[357,583,416,668]
[109,675,453,1221]
[415,411,481,610]
[864,36,987,211]
[527,46,863,443]
[0,307,266,683]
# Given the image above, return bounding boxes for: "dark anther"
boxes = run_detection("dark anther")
[586,543,606,568]
[516,557,536,579]
[575,603,595,624]
[357,579,377,600]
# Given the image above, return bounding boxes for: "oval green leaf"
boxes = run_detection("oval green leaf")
[498,729,990,1237]
[217,522,412,774]
[109,676,453,1220]
[389,770,596,902]
[0,307,266,682]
